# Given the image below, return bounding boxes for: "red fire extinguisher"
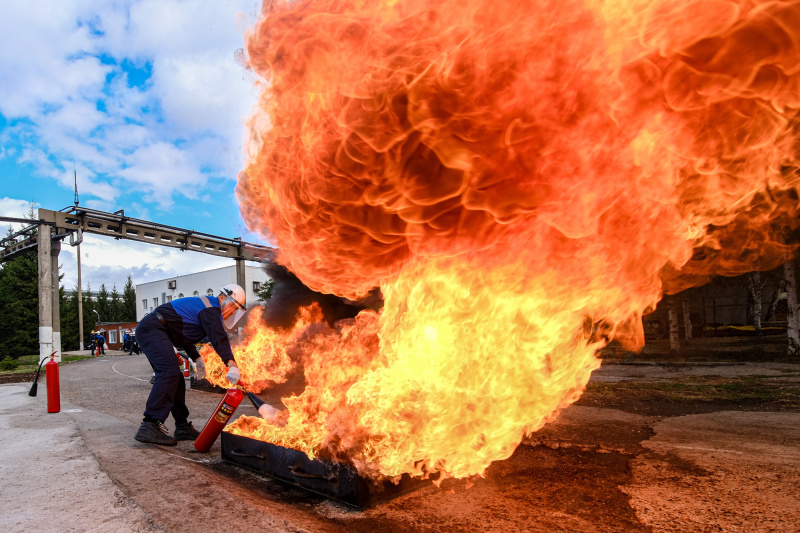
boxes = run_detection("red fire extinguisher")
[45,351,60,413]
[194,387,243,452]
[176,352,190,378]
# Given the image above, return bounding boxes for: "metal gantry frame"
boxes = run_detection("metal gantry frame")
[0,206,275,361]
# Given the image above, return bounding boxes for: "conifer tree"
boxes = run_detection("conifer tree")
[110,284,123,322]
[96,283,111,324]
[122,274,136,321]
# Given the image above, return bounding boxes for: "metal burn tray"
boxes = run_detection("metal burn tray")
[220,432,428,508]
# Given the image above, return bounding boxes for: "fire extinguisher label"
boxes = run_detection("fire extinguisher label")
[214,402,235,423]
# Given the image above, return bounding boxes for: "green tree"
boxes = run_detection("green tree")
[96,283,110,324]
[110,284,123,322]
[122,274,136,321]
[256,279,276,303]
[0,204,39,357]
[0,251,39,357]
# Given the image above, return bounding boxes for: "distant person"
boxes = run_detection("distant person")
[134,284,246,446]
[128,331,139,355]
[89,330,98,356]
[97,331,106,355]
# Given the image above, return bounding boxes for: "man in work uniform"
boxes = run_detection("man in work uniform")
[89,331,97,355]
[134,284,247,446]
[97,330,106,355]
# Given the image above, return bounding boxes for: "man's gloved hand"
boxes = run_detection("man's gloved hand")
[226,365,240,386]
[194,357,206,381]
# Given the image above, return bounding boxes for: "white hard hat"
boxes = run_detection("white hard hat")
[219,283,246,329]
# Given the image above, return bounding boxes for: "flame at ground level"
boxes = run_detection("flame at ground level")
[227,0,800,480]
[225,248,654,481]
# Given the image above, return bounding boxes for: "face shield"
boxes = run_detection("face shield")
[221,295,246,330]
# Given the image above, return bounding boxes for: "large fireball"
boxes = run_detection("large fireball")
[232,0,800,480]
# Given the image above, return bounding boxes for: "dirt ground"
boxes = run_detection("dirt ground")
[2,340,799,532]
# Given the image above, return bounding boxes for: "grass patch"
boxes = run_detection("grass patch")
[598,335,797,363]
[585,375,800,407]
[62,355,94,363]
[0,354,94,375]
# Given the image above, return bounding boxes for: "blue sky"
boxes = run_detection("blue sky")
[0,0,268,292]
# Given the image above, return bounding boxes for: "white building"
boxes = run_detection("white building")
[135,264,270,322]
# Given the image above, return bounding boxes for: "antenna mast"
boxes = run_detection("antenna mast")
[73,160,79,207]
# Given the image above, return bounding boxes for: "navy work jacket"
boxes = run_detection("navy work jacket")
[154,296,235,364]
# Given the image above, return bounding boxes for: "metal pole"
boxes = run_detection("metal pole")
[77,242,84,350]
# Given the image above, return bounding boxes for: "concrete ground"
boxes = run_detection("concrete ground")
[1,353,798,532]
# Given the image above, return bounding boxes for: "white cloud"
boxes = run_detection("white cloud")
[127,202,151,221]
[117,142,205,206]
[38,100,109,137]
[0,0,259,207]
[102,123,152,149]
[0,1,104,117]
[18,148,60,176]
[115,0,259,57]
[0,197,36,217]
[0,197,38,235]
[84,199,116,211]
[152,52,255,137]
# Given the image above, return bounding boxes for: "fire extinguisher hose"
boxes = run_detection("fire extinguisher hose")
[27,357,49,397]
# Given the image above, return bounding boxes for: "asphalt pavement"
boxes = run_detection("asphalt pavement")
[0,352,307,533]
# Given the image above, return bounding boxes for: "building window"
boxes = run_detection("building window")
[193,291,199,297]
[206,288,214,296]
[153,297,159,307]
[142,299,147,310]
[109,330,118,345]
[166,295,173,303]
[253,281,261,291]
[178,293,184,298]
[167,280,177,289]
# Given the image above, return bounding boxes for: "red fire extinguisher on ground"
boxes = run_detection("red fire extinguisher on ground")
[194,387,243,452]
[45,351,60,413]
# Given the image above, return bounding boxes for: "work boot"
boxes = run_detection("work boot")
[134,421,177,446]
[173,421,201,441]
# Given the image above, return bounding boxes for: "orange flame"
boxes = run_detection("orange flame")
[231,0,800,480]
[200,305,322,391]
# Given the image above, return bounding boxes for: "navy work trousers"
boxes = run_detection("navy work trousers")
[136,314,189,424]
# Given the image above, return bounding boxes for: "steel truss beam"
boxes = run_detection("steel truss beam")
[0,207,275,263]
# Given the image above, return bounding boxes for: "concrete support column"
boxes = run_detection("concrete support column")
[234,258,247,338]
[51,239,61,358]
[37,222,54,363]
[235,258,246,293]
